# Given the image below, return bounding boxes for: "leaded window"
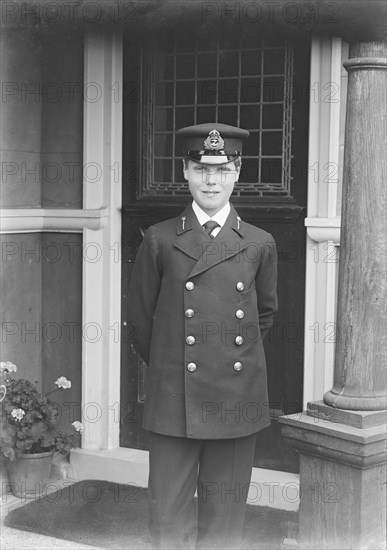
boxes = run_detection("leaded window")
[138,34,294,199]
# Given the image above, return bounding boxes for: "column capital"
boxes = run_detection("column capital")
[348,41,387,58]
[344,57,387,71]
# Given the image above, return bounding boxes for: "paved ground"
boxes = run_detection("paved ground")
[0,478,298,550]
[0,525,103,550]
[0,479,100,550]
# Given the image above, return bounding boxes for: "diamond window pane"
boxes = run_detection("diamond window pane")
[264,49,285,74]
[218,105,238,126]
[155,108,173,131]
[154,134,173,157]
[176,54,195,79]
[175,134,185,157]
[240,159,259,185]
[197,106,216,124]
[219,51,239,77]
[155,82,174,106]
[175,107,195,129]
[154,108,173,131]
[262,104,283,129]
[155,56,174,80]
[197,80,217,104]
[197,53,217,77]
[263,78,284,102]
[241,50,261,76]
[261,158,283,184]
[240,78,261,103]
[243,132,260,156]
[154,159,172,182]
[240,105,260,129]
[218,79,239,104]
[176,81,195,105]
[262,132,283,155]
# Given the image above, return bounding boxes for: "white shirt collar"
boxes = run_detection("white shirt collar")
[192,201,231,228]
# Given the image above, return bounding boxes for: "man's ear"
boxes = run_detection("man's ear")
[182,159,188,181]
[235,162,241,183]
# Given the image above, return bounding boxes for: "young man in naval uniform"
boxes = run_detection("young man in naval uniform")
[127,123,278,549]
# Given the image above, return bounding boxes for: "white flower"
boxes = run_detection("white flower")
[55,377,71,389]
[11,408,25,421]
[0,361,17,374]
[72,421,84,433]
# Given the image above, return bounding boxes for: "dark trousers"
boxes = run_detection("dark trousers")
[147,431,257,550]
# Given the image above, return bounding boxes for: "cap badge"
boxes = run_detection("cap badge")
[203,129,225,151]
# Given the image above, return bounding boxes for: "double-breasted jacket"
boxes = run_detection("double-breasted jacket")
[127,203,278,439]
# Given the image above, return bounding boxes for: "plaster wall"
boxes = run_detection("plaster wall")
[0,233,43,386]
[40,31,84,208]
[1,28,42,207]
[0,28,83,432]
[41,232,82,429]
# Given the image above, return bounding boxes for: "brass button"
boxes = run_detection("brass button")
[235,309,245,319]
[186,281,194,290]
[236,282,244,291]
[186,335,196,345]
[187,362,197,372]
[233,362,243,372]
[185,309,194,318]
[235,336,244,346]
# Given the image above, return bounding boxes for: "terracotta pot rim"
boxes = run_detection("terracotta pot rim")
[16,450,54,459]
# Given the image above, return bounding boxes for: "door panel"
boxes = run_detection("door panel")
[121,27,310,473]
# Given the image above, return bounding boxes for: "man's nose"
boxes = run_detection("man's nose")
[206,171,217,184]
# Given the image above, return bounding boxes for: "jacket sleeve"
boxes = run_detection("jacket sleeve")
[255,235,278,341]
[126,225,162,364]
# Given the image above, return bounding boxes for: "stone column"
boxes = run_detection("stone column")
[280,42,387,550]
[323,42,387,412]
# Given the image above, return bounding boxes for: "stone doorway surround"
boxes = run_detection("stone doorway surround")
[0,27,346,513]
[70,29,345,513]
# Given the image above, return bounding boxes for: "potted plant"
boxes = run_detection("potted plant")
[0,361,83,499]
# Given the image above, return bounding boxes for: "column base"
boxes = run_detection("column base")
[323,390,387,412]
[279,406,386,549]
[308,400,387,428]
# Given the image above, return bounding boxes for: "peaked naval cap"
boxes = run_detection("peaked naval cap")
[177,122,249,165]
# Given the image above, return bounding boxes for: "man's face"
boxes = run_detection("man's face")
[183,157,240,216]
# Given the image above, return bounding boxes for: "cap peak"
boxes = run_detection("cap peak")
[177,122,249,164]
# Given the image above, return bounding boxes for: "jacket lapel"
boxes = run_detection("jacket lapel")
[174,203,247,277]
[173,203,209,261]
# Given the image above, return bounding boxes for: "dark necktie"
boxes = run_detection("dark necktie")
[203,220,220,239]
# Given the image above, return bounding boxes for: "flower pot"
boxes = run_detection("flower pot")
[5,451,54,499]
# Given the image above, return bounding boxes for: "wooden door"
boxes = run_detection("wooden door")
[121,26,310,472]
